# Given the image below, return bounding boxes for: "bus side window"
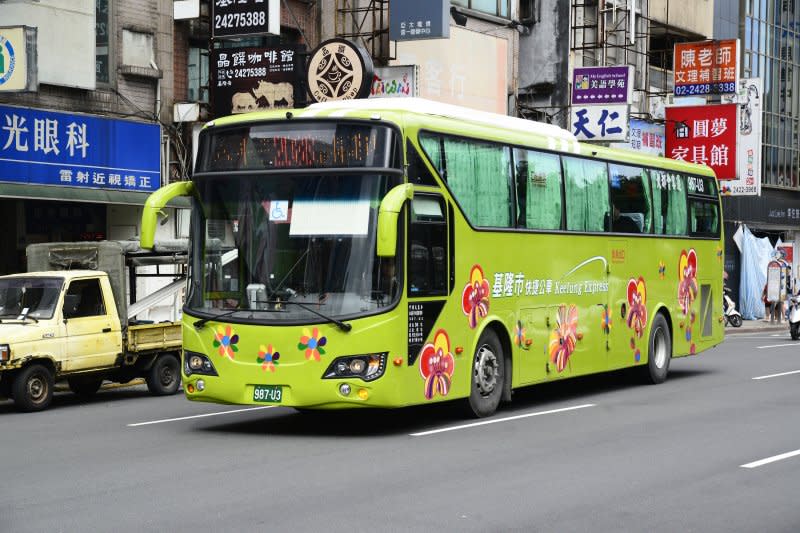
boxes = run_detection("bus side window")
[608,164,651,234]
[514,148,563,230]
[563,156,609,232]
[408,195,447,297]
[650,170,688,235]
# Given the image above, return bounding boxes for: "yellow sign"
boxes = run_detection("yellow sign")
[0,26,33,92]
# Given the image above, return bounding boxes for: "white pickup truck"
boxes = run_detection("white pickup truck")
[0,241,186,411]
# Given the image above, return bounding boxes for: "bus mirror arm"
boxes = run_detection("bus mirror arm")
[140,181,195,249]
[376,184,414,257]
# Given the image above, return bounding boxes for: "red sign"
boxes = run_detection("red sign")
[665,104,738,180]
[673,40,738,96]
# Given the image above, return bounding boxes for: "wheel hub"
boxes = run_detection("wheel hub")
[653,327,667,368]
[474,345,498,396]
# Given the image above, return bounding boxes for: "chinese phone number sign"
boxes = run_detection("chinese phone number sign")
[212,0,279,39]
[0,105,160,192]
[665,103,737,180]
[673,39,739,96]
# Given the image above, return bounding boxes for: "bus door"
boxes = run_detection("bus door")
[607,238,642,370]
[406,194,449,367]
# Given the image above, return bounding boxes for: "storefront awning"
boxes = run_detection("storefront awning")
[0,183,190,208]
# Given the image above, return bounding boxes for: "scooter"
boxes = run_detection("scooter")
[787,294,800,340]
[723,285,743,328]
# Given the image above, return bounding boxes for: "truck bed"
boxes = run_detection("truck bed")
[126,321,182,353]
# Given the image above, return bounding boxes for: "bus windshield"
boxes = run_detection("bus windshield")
[188,173,402,323]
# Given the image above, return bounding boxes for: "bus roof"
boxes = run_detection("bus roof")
[206,98,716,179]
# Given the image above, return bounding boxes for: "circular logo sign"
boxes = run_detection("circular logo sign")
[0,35,17,86]
[306,38,374,103]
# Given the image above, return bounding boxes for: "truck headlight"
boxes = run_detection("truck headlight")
[323,352,387,382]
[0,344,9,362]
[183,350,218,376]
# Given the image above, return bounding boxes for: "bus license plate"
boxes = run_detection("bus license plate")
[253,384,282,403]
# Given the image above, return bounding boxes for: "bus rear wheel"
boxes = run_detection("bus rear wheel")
[642,313,671,384]
[467,328,505,418]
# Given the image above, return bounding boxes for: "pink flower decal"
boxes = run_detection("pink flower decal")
[678,249,699,316]
[626,277,648,339]
[461,265,490,328]
[298,327,327,361]
[548,304,578,373]
[257,344,280,372]
[213,325,239,360]
[419,329,455,400]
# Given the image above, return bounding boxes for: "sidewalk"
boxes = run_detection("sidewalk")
[725,318,788,335]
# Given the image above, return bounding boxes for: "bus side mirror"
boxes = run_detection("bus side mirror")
[140,181,195,249]
[376,184,414,257]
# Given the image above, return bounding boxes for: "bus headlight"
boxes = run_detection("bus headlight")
[0,344,10,363]
[324,352,387,382]
[184,350,218,376]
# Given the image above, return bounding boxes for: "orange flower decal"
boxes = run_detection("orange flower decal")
[462,265,490,328]
[548,304,578,373]
[419,329,455,400]
[626,277,648,338]
[213,325,239,360]
[298,327,327,361]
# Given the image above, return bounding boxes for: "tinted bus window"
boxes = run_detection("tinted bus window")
[420,133,513,228]
[514,149,562,230]
[408,195,447,296]
[609,164,652,233]
[651,169,687,235]
[563,156,609,232]
[689,199,720,236]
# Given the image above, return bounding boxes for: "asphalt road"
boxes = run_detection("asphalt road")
[1,330,799,533]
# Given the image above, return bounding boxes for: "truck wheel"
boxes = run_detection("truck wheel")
[0,375,12,399]
[146,354,181,396]
[67,377,103,398]
[12,364,54,412]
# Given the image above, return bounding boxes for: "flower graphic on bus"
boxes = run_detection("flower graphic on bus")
[462,264,491,328]
[513,320,530,350]
[678,249,699,316]
[257,344,281,372]
[626,277,648,339]
[213,325,239,360]
[419,329,455,400]
[548,304,578,373]
[658,260,666,279]
[298,327,327,361]
[599,304,612,334]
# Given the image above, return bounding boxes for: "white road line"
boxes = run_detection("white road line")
[409,404,596,437]
[127,405,276,427]
[756,343,799,349]
[752,369,800,380]
[741,449,800,468]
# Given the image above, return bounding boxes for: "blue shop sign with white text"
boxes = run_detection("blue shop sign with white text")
[0,105,160,192]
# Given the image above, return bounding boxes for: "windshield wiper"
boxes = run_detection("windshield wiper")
[266,300,352,332]
[193,308,246,329]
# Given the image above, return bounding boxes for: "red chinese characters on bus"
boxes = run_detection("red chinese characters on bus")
[665,104,737,180]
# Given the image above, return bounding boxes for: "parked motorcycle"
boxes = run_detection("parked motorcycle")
[723,285,743,328]
[787,294,800,340]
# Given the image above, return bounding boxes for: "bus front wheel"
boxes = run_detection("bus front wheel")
[642,314,671,384]
[467,328,505,418]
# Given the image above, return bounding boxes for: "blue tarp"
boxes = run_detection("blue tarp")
[738,225,776,319]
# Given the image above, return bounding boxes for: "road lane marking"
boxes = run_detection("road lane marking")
[756,343,799,349]
[741,449,800,468]
[409,403,596,437]
[752,369,800,380]
[128,405,276,427]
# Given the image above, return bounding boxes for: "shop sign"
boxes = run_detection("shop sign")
[211,0,279,39]
[0,26,37,92]
[570,104,629,141]
[0,105,160,192]
[370,65,417,98]
[720,77,762,196]
[389,0,449,41]
[611,118,665,156]
[673,39,739,96]
[571,65,633,105]
[665,103,737,180]
[306,39,373,103]
[211,45,302,117]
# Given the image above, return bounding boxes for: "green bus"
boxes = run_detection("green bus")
[142,98,724,417]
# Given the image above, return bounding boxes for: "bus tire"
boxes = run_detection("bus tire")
[642,313,671,384]
[467,328,505,418]
[67,377,104,398]
[146,354,181,396]
[12,364,54,412]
